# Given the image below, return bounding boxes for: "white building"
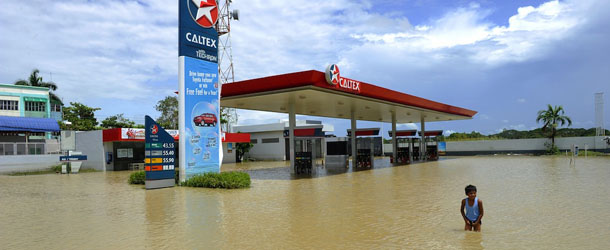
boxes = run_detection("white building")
[233,120,334,161]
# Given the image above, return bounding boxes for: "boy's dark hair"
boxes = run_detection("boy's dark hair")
[465,185,477,195]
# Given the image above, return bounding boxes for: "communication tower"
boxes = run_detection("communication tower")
[215,0,239,132]
[595,92,604,136]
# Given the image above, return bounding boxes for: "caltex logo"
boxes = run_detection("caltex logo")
[325,64,340,86]
[151,124,158,135]
[188,0,219,29]
[324,64,361,92]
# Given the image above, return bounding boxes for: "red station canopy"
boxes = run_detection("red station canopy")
[221,70,476,123]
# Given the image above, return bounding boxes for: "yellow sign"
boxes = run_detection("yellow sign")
[145,158,162,164]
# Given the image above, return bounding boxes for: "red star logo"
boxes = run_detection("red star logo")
[330,65,340,85]
[151,125,158,135]
[190,0,219,28]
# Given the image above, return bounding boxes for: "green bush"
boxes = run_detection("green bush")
[544,143,560,155]
[182,171,250,189]
[128,171,145,185]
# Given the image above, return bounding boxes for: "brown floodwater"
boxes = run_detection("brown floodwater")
[1,156,609,249]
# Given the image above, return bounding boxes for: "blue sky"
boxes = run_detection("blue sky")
[1,0,609,137]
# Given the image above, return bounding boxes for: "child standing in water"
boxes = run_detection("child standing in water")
[461,184,484,232]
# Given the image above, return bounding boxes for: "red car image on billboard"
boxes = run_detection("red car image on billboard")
[193,113,217,127]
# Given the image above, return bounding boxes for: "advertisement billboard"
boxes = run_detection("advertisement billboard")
[180,56,220,180]
[120,128,179,140]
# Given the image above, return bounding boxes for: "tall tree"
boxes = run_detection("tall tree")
[155,96,178,129]
[220,107,238,132]
[14,69,63,105]
[100,113,136,128]
[61,102,101,131]
[536,104,572,147]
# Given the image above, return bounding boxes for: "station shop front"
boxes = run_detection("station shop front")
[100,128,249,171]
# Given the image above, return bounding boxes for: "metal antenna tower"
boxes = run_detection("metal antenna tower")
[216,0,239,132]
[595,92,604,136]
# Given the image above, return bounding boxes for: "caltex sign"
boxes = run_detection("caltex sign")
[179,0,221,182]
[325,64,361,93]
[180,0,219,62]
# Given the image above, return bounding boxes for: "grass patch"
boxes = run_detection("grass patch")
[128,170,145,185]
[182,171,251,189]
[576,151,609,157]
[7,164,100,176]
[8,169,58,176]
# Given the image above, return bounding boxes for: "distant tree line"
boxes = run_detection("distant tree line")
[440,128,609,141]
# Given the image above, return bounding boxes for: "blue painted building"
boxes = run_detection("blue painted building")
[0,84,62,147]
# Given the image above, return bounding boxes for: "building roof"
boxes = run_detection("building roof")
[0,83,51,91]
[0,116,60,132]
[221,70,477,123]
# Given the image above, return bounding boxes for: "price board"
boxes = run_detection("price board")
[144,115,176,189]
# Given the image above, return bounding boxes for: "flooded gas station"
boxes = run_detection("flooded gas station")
[2,156,610,249]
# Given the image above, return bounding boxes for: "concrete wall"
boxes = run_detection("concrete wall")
[248,131,285,161]
[445,136,609,155]
[75,130,105,170]
[222,142,237,163]
[382,136,610,155]
[0,154,61,173]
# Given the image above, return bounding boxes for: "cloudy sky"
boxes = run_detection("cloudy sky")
[1,0,609,137]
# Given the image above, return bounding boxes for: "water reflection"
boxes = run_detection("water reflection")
[462,231,484,250]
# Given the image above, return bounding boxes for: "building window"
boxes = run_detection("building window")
[250,139,258,144]
[25,101,45,112]
[0,100,19,111]
[261,138,280,143]
[51,103,61,112]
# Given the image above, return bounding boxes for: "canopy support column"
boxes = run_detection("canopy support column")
[289,100,296,174]
[420,115,426,161]
[351,109,356,169]
[391,111,397,163]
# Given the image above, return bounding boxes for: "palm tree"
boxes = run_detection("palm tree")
[536,104,572,146]
[14,69,63,105]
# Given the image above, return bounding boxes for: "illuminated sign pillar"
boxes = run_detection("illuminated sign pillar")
[179,0,221,182]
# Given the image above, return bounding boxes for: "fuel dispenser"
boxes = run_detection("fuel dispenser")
[285,126,325,175]
[348,128,380,169]
[411,137,421,161]
[294,138,314,174]
[419,130,443,161]
[388,130,417,165]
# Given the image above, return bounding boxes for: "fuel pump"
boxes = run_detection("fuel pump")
[419,130,442,161]
[388,130,416,165]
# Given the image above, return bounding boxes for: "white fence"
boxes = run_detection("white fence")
[0,142,61,155]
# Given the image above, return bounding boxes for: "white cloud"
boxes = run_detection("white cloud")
[0,0,178,103]
[517,98,526,103]
[443,130,456,136]
[495,124,528,133]
[397,123,418,130]
[347,0,584,67]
